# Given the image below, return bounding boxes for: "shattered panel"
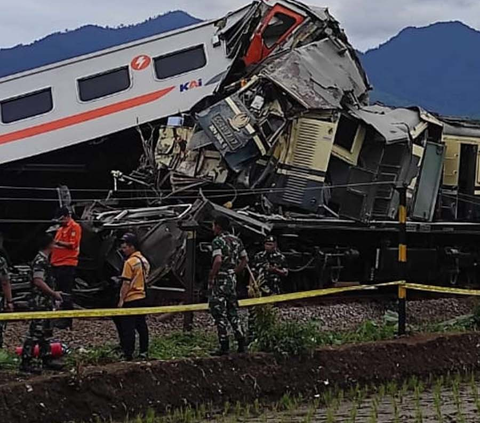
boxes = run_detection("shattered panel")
[412,142,445,221]
[348,105,422,144]
[261,39,369,110]
[196,93,266,172]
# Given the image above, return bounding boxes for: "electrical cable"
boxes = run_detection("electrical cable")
[0,180,395,203]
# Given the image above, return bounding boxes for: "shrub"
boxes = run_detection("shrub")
[250,306,320,357]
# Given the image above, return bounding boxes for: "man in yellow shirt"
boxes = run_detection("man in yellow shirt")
[118,233,150,361]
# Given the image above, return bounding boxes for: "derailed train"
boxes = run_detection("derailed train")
[5,0,480,304]
[72,0,480,304]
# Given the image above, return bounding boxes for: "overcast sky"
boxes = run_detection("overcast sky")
[1,0,480,51]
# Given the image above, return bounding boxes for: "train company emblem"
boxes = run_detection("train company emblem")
[180,78,203,93]
[131,55,151,71]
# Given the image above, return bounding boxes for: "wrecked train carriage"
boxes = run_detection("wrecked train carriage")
[146,36,480,288]
[74,199,273,306]
[78,1,480,292]
[122,2,480,288]
[0,0,327,260]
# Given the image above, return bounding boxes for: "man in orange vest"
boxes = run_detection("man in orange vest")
[117,233,150,361]
[51,207,82,330]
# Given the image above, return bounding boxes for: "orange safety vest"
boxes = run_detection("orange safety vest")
[51,218,82,267]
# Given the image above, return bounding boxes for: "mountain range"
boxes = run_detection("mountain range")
[360,21,480,118]
[0,11,200,78]
[0,13,479,118]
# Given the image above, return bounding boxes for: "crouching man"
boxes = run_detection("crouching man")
[20,235,64,373]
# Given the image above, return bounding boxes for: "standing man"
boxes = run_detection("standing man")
[251,235,288,297]
[118,233,150,361]
[20,234,64,373]
[208,216,247,355]
[51,207,82,329]
[248,235,288,343]
[0,254,13,349]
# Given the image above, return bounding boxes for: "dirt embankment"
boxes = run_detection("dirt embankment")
[1,332,480,423]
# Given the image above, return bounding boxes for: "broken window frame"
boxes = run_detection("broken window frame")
[262,12,299,49]
[332,115,366,166]
[244,4,305,66]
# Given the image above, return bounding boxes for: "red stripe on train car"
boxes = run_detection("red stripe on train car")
[0,86,175,145]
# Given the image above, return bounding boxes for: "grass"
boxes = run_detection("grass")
[249,305,398,358]
[0,349,17,369]
[149,332,216,360]
[116,372,480,423]
[66,331,217,369]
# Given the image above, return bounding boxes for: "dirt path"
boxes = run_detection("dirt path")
[1,332,480,423]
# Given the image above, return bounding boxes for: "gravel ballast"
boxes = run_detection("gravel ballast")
[2,297,477,351]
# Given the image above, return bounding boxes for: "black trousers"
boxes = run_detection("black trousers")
[51,265,76,328]
[119,299,149,359]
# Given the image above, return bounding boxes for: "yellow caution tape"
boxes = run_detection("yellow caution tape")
[0,281,402,322]
[404,282,480,296]
[8,280,479,322]
[240,281,401,307]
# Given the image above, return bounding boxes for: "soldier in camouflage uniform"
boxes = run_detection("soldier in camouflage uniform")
[208,216,248,355]
[0,254,13,349]
[20,235,64,373]
[251,236,288,296]
[248,235,288,342]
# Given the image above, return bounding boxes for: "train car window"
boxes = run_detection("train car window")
[78,67,130,102]
[154,45,206,79]
[334,115,360,152]
[262,13,298,49]
[1,88,53,124]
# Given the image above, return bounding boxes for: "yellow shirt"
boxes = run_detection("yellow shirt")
[121,251,150,303]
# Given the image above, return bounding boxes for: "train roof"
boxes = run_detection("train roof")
[442,117,480,138]
[0,3,255,84]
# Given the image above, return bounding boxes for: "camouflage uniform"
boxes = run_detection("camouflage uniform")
[209,232,247,345]
[22,251,53,362]
[0,256,9,349]
[248,249,288,342]
[252,249,288,296]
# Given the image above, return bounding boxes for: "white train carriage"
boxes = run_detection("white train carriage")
[0,6,254,165]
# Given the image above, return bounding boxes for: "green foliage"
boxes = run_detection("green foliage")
[250,306,321,357]
[66,331,216,369]
[66,344,120,368]
[149,331,216,361]
[256,320,320,357]
[317,320,397,347]
[0,349,17,369]
[249,304,398,358]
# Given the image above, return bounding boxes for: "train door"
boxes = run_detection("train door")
[458,143,477,219]
[244,4,305,66]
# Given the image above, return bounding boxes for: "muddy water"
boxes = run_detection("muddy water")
[236,382,480,422]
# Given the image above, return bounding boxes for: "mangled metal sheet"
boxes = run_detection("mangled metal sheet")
[261,39,370,110]
[219,2,263,58]
[348,105,424,144]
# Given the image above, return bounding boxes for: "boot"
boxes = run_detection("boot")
[19,360,41,375]
[237,337,247,354]
[211,339,229,356]
[138,352,149,361]
[42,358,65,371]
